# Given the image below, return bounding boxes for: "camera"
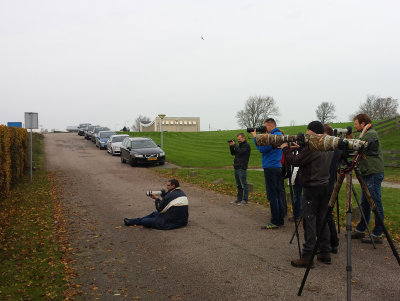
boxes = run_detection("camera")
[227,139,235,143]
[333,126,352,137]
[246,126,267,133]
[146,189,166,197]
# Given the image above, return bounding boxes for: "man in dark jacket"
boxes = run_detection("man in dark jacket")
[229,133,251,205]
[124,179,189,230]
[281,121,334,267]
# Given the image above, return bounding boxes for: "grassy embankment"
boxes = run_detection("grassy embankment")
[0,134,68,300]
[125,123,400,241]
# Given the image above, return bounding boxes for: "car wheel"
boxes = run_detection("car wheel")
[159,161,165,166]
[121,155,126,163]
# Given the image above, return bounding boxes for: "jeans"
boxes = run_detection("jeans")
[264,168,284,226]
[125,211,159,228]
[355,172,385,237]
[234,169,249,202]
[302,185,331,255]
[292,184,302,219]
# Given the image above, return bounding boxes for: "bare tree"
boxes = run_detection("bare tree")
[236,95,279,128]
[315,102,336,123]
[354,95,399,120]
[132,115,151,132]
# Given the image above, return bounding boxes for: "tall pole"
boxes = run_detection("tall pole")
[30,129,33,182]
[158,114,166,149]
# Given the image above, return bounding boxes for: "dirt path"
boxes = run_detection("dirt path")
[45,133,400,300]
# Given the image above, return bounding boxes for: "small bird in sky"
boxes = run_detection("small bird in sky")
[201,36,205,40]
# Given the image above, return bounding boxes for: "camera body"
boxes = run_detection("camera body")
[333,126,352,137]
[146,189,166,197]
[227,139,235,143]
[246,126,267,134]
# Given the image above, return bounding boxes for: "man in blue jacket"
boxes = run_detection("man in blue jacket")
[124,179,189,230]
[251,118,284,229]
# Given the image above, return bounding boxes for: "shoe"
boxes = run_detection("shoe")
[349,231,365,239]
[331,246,338,254]
[361,235,383,244]
[317,253,331,264]
[261,223,279,230]
[124,218,130,226]
[237,201,248,206]
[291,256,314,268]
[230,199,242,204]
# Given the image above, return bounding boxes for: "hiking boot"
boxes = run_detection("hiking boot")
[230,199,242,204]
[123,218,130,226]
[317,253,331,264]
[261,223,279,230]
[291,256,314,268]
[237,201,248,206]
[361,235,383,244]
[331,246,338,254]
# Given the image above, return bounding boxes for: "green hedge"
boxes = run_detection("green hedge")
[0,125,29,200]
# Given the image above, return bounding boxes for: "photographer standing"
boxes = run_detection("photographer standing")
[349,114,385,244]
[281,121,333,267]
[251,118,285,229]
[123,179,189,230]
[229,133,251,205]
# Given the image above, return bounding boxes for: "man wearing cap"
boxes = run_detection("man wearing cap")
[280,121,334,267]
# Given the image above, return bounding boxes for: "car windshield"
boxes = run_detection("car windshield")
[112,136,128,142]
[99,132,115,138]
[131,140,157,149]
[95,127,109,133]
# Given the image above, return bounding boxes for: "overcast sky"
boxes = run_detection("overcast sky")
[1,0,399,131]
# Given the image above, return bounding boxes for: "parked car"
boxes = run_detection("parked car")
[120,137,165,166]
[78,123,91,136]
[91,126,110,143]
[85,125,97,140]
[107,134,129,155]
[95,131,117,149]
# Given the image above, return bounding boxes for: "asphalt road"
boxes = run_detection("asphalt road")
[45,133,400,301]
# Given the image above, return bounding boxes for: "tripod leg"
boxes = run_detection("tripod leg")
[336,195,340,234]
[298,176,344,296]
[345,174,352,300]
[351,185,376,249]
[288,175,302,258]
[355,172,400,266]
[289,216,302,243]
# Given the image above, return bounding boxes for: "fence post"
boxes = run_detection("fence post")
[392,149,397,167]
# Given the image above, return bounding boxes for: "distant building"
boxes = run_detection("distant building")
[140,116,200,132]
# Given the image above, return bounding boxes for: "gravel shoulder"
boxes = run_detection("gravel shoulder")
[45,133,400,301]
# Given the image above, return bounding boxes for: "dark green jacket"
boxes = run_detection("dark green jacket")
[358,128,384,176]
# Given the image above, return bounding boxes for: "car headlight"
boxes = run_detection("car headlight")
[114,146,120,150]
[133,154,144,158]
[160,152,165,156]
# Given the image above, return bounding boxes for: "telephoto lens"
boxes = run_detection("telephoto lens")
[145,190,166,197]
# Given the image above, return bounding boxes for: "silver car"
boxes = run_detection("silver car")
[107,134,130,155]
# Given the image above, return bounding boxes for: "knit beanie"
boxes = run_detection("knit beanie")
[307,121,324,134]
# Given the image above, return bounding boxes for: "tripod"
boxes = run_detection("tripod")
[297,152,400,300]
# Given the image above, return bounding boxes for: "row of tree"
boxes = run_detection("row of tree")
[236,95,399,127]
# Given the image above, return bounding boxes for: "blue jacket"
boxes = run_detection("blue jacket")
[253,127,283,168]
